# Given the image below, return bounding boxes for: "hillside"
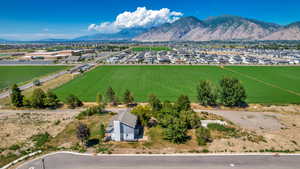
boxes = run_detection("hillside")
[134,15,300,41]
[263,22,300,40]
[133,16,205,41]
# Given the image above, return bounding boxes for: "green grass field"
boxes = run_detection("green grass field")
[0,66,70,89]
[132,46,171,51]
[54,65,300,104]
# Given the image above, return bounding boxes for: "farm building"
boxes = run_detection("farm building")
[106,110,142,141]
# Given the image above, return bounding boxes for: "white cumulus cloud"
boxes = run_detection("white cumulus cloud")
[88,7,183,33]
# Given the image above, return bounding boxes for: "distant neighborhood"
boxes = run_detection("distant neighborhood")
[1,41,300,65]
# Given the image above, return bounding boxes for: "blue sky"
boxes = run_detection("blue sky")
[1,0,300,40]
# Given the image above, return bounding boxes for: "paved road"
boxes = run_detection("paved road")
[16,153,300,169]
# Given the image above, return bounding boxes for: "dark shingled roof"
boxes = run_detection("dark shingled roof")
[107,110,137,130]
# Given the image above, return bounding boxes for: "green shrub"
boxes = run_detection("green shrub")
[76,106,105,119]
[44,91,60,108]
[30,88,46,108]
[163,118,188,144]
[9,144,20,151]
[202,149,209,153]
[31,132,51,147]
[0,153,19,168]
[96,144,111,154]
[54,120,61,125]
[196,127,212,146]
[207,123,236,132]
[66,94,83,109]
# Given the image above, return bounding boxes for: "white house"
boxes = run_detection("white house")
[106,110,141,141]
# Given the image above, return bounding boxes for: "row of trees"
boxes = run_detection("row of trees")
[11,76,246,110]
[96,87,135,106]
[197,77,247,107]
[11,84,60,109]
[11,84,83,109]
[98,77,247,108]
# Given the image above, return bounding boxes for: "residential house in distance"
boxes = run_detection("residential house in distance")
[106,110,142,141]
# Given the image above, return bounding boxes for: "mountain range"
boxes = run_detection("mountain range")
[79,15,300,41]
[75,28,148,41]
[1,15,299,42]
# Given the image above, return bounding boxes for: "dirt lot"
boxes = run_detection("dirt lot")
[0,109,81,148]
[194,109,284,130]
[206,110,300,153]
[0,104,300,154]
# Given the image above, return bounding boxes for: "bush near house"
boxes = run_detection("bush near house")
[196,127,212,146]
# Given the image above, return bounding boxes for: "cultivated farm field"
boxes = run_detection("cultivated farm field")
[54,65,300,104]
[0,66,70,89]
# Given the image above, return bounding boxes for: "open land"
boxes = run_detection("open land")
[1,106,299,161]
[54,65,300,104]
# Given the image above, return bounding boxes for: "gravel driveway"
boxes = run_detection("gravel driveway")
[194,109,284,130]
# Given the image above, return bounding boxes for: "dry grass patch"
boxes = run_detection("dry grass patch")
[48,113,113,149]
[0,109,79,148]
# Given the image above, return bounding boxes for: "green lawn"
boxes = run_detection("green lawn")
[0,66,70,89]
[54,65,300,104]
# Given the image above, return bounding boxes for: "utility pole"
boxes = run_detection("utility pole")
[41,158,45,169]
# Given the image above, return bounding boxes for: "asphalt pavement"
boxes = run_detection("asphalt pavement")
[16,152,300,169]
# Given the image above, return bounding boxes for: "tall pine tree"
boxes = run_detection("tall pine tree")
[10,84,24,107]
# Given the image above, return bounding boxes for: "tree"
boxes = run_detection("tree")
[196,127,212,146]
[76,106,104,120]
[10,84,24,107]
[44,91,60,108]
[219,77,247,107]
[163,118,188,144]
[197,80,217,106]
[175,95,191,112]
[76,123,90,146]
[106,87,116,103]
[131,105,151,127]
[123,89,134,105]
[30,88,46,108]
[181,111,202,129]
[66,94,83,109]
[99,123,105,141]
[148,94,162,112]
[23,97,32,108]
[96,93,103,105]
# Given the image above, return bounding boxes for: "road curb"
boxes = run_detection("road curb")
[15,151,300,169]
[1,150,42,169]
